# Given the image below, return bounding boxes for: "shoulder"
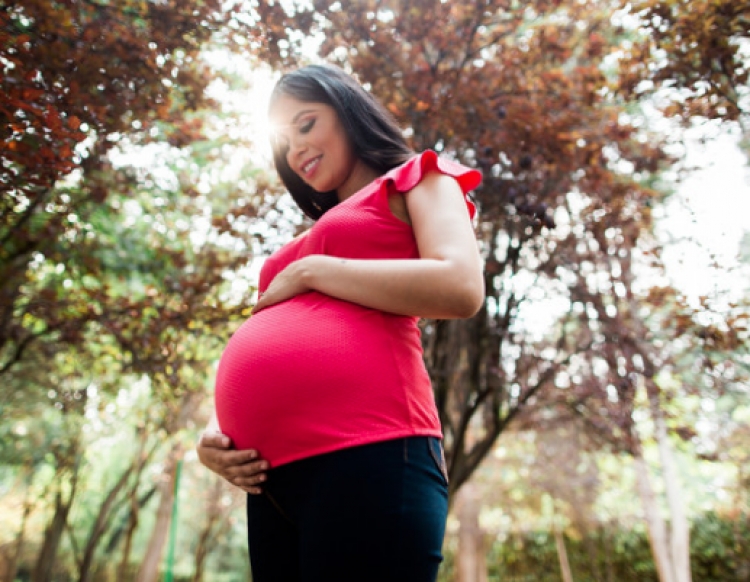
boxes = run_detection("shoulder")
[383,150,482,195]
[382,151,481,219]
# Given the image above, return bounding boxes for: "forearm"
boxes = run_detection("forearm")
[253,173,485,318]
[301,254,484,319]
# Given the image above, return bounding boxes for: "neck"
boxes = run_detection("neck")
[336,161,381,202]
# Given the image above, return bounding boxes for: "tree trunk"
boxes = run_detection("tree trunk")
[117,511,140,582]
[31,461,81,582]
[603,525,616,582]
[80,434,157,582]
[553,518,574,582]
[4,479,34,582]
[192,530,210,582]
[633,450,676,582]
[116,487,157,582]
[135,445,182,582]
[192,478,227,582]
[454,483,487,582]
[648,386,692,582]
[78,461,137,582]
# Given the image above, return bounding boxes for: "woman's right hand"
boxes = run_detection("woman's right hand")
[197,432,269,494]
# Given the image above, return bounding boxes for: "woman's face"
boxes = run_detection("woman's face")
[270,93,376,200]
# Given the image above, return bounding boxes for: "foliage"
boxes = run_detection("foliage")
[2,0,749,578]
[0,1,298,579]
[0,0,307,377]
[438,512,750,582]
[484,525,660,581]
[619,0,750,124]
[0,122,270,582]
[288,0,676,492]
[690,511,750,581]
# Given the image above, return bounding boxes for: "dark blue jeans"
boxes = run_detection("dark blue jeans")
[246,436,449,582]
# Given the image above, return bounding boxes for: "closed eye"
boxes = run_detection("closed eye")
[299,118,315,134]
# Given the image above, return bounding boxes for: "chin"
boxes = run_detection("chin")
[308,180,338,194]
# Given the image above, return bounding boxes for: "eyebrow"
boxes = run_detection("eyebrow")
[291,109,316,124]
[274,110,316,140]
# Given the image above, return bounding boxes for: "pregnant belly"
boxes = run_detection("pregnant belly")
[214,292,422,464]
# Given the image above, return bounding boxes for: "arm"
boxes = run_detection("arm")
[253,172,484,319]
[196,409,269,494]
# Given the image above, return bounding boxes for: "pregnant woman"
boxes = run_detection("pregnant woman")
[197,64,484,582]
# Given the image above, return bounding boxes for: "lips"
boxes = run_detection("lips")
[300,155,322,178]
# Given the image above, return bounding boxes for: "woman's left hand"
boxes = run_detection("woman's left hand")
[252,256,320,313]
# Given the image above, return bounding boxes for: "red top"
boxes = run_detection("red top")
[214,150,481,467]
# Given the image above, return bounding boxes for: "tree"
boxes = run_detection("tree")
[1,2,309,577]
[5,0,746,578]
[618,0,750,125]
[0,0,308,376]
[280,3,705,579]
[304,0,672,495]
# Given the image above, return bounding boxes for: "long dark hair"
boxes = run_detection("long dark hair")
[269,64,414,220]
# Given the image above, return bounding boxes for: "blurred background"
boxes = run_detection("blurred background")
[1,1,748,581]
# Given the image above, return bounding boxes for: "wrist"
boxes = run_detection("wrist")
[299,254,330,292]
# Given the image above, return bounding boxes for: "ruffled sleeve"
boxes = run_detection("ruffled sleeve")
[381,150,482,218]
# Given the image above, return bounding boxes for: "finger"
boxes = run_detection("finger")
[227,460,269,483]
[252,293,272,313]
[235,473,267,491]
[240,485,264,495]
[240,471,267,485]
[201,449,261,476]
[199,432,232,449]
[231,475,260,494]
[237,461,268,479]
[251,297,265,314]
[236,459,269,477]
[225,449,263,466]
[253,295,286,313]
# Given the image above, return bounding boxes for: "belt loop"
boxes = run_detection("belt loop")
[403,438,409,462]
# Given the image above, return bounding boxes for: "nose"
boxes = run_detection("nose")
[286,133,307,165]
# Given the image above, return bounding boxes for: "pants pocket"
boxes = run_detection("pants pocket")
[427,438,449,486]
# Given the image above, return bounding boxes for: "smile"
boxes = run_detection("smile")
[301,156,322,176]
